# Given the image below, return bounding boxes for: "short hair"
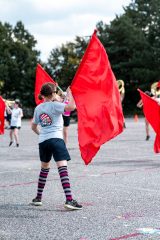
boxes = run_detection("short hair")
[40,83,56,97]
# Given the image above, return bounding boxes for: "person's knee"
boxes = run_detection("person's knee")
[56,160,67,167]
[41,162,50,169]
[14,131,18,137]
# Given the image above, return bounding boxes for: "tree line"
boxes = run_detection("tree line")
[0,0,160,115]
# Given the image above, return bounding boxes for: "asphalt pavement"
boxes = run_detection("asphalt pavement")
[0,118,160,240]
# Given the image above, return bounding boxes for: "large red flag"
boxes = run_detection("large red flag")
[138,89,160,153]
[71,30,124,165]
[35,64,56,105]
[0,96,5,135]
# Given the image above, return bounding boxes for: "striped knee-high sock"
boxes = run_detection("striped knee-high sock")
[58,166,72,201]
[36,168,50,200]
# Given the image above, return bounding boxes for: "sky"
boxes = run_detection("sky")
[0,0,131,61]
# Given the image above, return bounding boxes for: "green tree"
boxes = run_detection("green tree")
[125,0,160,82]
[0,22,13,95]
[46,36,88,90]
[0,21,40,107]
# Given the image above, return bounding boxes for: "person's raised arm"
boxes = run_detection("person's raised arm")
[5,104,12,114]
[64,87,76,112]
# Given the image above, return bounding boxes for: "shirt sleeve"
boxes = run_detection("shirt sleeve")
[53,101,66,114]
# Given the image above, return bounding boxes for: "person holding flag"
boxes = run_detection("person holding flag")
[35,31,124,167]
[62,95,71,145]
[31,82,82,210]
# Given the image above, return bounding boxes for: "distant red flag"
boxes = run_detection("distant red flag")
[71,30,124,165]
[35,64,56,105]
[138,89,160,153]
[0,96,5,134]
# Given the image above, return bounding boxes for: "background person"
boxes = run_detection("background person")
[7,99,23,147]
[62,92,71,144]
[137,91,152,141]
[57,90,72,144]
[4,100,13,129]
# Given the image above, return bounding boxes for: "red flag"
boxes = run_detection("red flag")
[138,89,160,153]
[35,64,56,105]
[71,30,124,165]
[0,96,5,135]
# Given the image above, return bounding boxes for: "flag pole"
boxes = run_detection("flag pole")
[56,85,64,93]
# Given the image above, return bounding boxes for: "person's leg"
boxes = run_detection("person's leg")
[31,161,50,206]
[56,160,82,210]
[13,128,19,146]
[57,160,72,201]
[9,129,13,146]
[4,118,8,129]
[145,119,150,140]
[63,116,70,144]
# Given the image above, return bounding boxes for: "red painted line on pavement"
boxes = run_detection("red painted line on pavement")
[110,232,142,240]
[0,178,57,188]
[0,166,159,189]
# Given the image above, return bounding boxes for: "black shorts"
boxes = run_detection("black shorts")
[10,126,21,130]
[39,138,71,163]
[63,115,70,127]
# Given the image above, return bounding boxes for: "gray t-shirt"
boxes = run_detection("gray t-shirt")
[33,101,66,143]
